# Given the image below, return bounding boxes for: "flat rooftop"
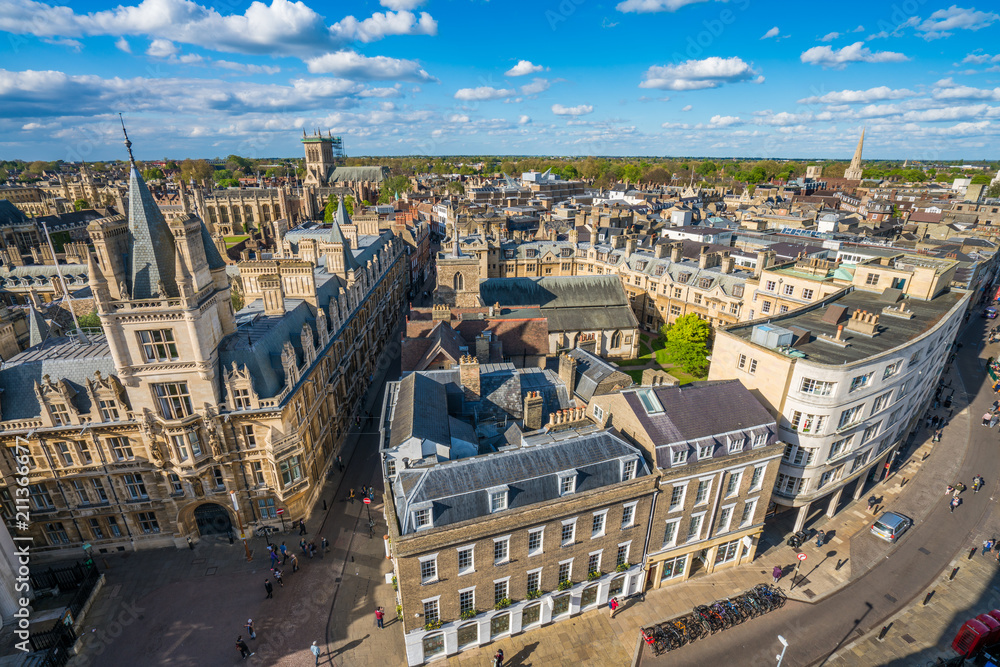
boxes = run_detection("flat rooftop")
[726,287,966,366]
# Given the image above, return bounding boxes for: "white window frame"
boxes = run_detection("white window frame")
[687,512,706,543]
[557,558,574,584]
[725,470,742,498]
[663,518,681,548]
[493,535,511,565]
[493,576,511,605]
[560,518,577,547]
[526,567,543,596]
[717,503,736,534]
[487,485,509,514]
[421,595,441,624]
[698,443,713,459]
[616,541,631,567]
[593,404,604,421]
[558,471,577,496]
[457,586,476,615]
[668,483,688,512]
[412,503,433,531]
[527,527,545,557]
[671,448,688,466]
[694,477,713,506]
[740,499,758,527]
[727,436,745,454]
[621,501,638,529]
[587,550,603,576]
[620,457,638,481]
[457,544,475,576]
[749,464,766,491]
[591,509,608,539]
[419,553,439,585]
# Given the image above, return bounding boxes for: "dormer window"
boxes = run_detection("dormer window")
[488,485,509,513]
[728,437,746,454]
[558,471,577,496]
[412,504,433,531]
[621,458,637,482]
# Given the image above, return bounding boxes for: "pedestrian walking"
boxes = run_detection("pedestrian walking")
[984,539,994,555]
[299,519,307,535]
[290,553,299,572]
[336,455,343,472]
[321,536,330,553]
[974,475,984,492]
[815,530,825,548]
[311,641,321,666]
[772,565,782,583]
[299,538,308,555]
[246,619,256,640]
[609,596,620,618]
[236,636,254,660]
[984,411,992,426]
[274,569,284,587]
[951,497,961,513]
[308,542,316,558]
[375,606,385,629]
[349,488,356,504]
[269,549,279,567]
[867,495,877,512]
[494,648,504,667]
[280,542,288,564]
[264,579,273,599]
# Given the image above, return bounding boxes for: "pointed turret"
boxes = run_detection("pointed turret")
[86,251,111,311]
[325,199,359,276]
[845,128,865,180]
[27,304,49,347]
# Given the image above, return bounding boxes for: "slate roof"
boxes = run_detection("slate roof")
[388,372,450,451]
[565,346,631,401]
[127,165,177,299]
[0,200,30,226]
[329,166,390,183]
[479,275,638,333]
[0,336,115,420]
[392,429,649,533]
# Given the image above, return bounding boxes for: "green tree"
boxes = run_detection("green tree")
[142,167,165,181]
[28,160,49,174]
[988,183,1000,198]
[344,195,354,216]
[179,158,214,184]
[695,161,717,176]
[225,154,253,172]
[77,311,101,328]
[970,173,991,185]
[73,199,90,211]
[658,313,712,377]
[379,174,413,203]
[323,194,338,222]
[163,161,178,171]
[217,178,239,188]
[0,167,7,182]
[562,164,579,179]
[620,164,642,183]
[446,181,464,196]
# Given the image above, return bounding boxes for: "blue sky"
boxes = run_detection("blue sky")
[1,0,999,161]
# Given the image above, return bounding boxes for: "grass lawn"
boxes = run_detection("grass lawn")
[624,369,646,384]
[224,235,250,246]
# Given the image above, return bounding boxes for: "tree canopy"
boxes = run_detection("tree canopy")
[179,158,214,184]
[378,174,413,203]
[73,199,89,211]
[658,313,712,377]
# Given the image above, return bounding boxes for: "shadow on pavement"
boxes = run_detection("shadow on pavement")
[507,641,539,667]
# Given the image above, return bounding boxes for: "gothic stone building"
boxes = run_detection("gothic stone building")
[0,148,407,558]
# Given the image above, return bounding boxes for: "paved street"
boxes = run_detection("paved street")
[68,344,405,667]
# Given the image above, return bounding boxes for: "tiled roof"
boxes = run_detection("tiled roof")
[127,165,177,299]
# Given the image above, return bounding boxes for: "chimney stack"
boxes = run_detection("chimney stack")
[459,355,480,400]
[259,274,285,316]
[475,332,491,361]
[670,243,683,263]
[524,391,544,430]
[432,304,451,321]
[624,238,637,256]
[720,255,735,274]
[654,242,668,259]
[558,352,577,390]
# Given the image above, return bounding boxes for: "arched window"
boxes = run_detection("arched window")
[261,204,271,223]
[454,272,464,291]
[245,205,254,223]
[611,330,623,348]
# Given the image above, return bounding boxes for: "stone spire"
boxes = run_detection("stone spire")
[27,304,49,347]
[127,163,178,299]
[325,198,359,275]
[844,127,865,180]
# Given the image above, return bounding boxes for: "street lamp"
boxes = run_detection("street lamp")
[776,634,789,666]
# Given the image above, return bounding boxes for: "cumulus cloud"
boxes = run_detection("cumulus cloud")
[115,36,131,53]
[379,0,424,9]
[707,114,742,127]
[800,42,908,68]
[681,104,692,111]
[0,0,437,57]
[454,86,516,101]
[551,103,594,116]
[820,31,839,41]
[616,0,722,13]
[760,26,779,40]
[505,60,545,77]
[519,78,550,95]
[146,39,179,58]
[518,115,531,124]
[306,50,435,81]
[917,6,999,40]
[932,77,1000,100]
[446,113,470,123]
[962,52,1000,64]
[639,56,761,90]
[797,86,916,104]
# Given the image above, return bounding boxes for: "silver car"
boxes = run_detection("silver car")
[870,511,913,543]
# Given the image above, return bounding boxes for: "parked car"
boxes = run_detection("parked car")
[871,511,913,543]
[984,307,997,319]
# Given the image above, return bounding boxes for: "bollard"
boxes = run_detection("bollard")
[950,567,959,581]
[923,591,934,606]
[835,559,845,571]
[970,547,978,560]
[878,626,890,641]
[323,499,328,511]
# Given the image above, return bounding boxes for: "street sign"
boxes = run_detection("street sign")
[363,497,372,505]
[797,552,807,561]
[276,508,285,515]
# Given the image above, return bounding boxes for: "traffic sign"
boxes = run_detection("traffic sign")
[797,552,807,561]
[276,508,285,515]
[363,497,372,505]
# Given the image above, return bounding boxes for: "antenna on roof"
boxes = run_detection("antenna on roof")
[119,113,135,164]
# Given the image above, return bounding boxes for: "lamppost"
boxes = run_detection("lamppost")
[776,635,789,666]
[230,492,252,562]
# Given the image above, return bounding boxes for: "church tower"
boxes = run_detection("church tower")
[301,130,345,187]
[844,128,865,181]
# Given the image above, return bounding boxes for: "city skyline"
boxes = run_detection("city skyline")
[1,0,999,161]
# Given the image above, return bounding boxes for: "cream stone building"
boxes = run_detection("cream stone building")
[0,136,407,558]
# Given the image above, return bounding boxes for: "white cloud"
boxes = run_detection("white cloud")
[305,50,435,82]
[760,26,779,40]
[852,24,864,32]
[146,39,179,58]
[446,113,470,123]
[800,42,908,68]
[932,78,1000,100]
[379,0,424,10]
[707,114,742,127]
[616,0,720,14]
[639,56,761,90]
[820,31,840,41]
[518,115,531,124]
[917,6,999,40]
[962,52,1000,64]
[115,36,131,53]
[797,86,916,104]
[359,85,403,98]
[505,60,545,77]
[519,78,550,95]
[552,103,594,116]
[0,0,437,57]
[42,37,82,50]
[213,60,281,75]
[758,111,814,125]
[681,104,692,111]
[902,104,990,121]
[454,86,516,101]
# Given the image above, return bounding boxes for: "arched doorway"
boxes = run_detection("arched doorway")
[194,503,233,536]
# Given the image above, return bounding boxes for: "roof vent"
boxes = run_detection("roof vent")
[750,324,794,349]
